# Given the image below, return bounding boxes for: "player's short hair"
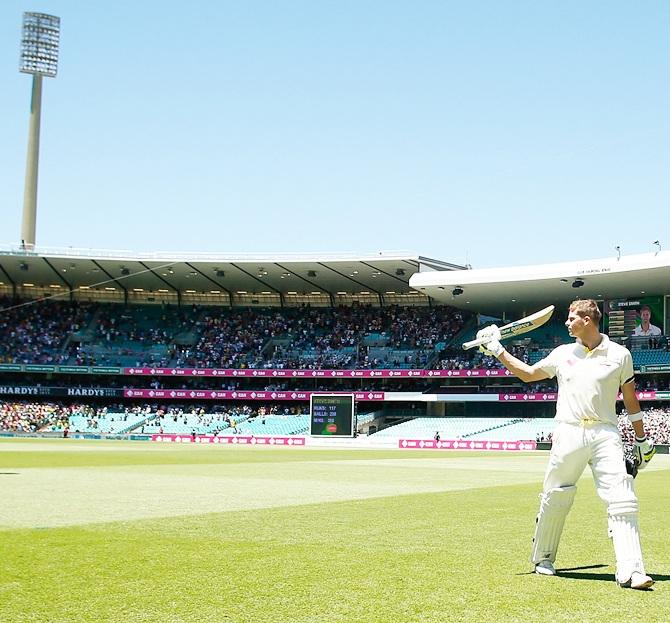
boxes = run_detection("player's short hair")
[570,299,602,324]
[640,305,651,313]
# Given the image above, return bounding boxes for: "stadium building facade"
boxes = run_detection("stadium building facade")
[1,245,669,447]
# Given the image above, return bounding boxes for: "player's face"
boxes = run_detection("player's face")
[641,309,651,323]
[565,310,586,337]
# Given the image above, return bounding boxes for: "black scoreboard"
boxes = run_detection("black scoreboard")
[309,394,355,437]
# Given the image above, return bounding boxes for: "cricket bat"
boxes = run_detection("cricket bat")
[462,305,555,350]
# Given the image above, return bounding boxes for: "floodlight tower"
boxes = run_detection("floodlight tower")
[19,12,61,250]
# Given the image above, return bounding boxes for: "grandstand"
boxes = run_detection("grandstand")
[68,410,151,434]
[1,246,670,445]
[370,416,557,442]
[240,414,309,436]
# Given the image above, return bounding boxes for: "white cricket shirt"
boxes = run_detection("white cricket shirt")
[534,334,634,426]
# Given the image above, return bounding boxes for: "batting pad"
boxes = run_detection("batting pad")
[531,485,577,564]
[607,476,645,582]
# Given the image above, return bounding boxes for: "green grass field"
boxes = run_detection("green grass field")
[0,438,667,623]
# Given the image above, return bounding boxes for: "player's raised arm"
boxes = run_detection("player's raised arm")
[475,325,549,383]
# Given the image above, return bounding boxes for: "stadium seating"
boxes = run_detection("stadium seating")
[68,411,150,434]
[372,417,521,439]
[371,416,558,442]
[141,413,231,435]
[356,412,377,427]
[2,300,469,369]
[0,299,96,365]
[465,418,556,441]
[529,347,670,368]
[239,414,309,436]
[1,298,669,447]
[631,350,670,366]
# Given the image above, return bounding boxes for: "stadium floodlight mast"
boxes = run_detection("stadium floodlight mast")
[19,12,61,250]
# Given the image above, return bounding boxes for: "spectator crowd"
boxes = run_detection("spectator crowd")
[2,300,470,370]
[3,298,670,372]
[619,407,670,446]
[0,299,95,365]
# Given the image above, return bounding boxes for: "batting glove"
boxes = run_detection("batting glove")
[625,457,638,479]
[476,325,504,357]
[633,436,656,470]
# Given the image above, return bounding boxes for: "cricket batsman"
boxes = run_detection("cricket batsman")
[476,299,656,589]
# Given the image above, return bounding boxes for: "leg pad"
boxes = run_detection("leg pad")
[531,485,577,564]
[607,475,645,583]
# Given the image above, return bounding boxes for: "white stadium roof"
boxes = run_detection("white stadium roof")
[411,250,670,315]
[0,245,462,303]
[1,244,668,314]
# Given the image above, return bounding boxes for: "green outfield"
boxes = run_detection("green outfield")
[0,439,667,623]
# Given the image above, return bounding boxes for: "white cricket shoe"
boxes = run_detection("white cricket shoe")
[619,572,654,590]
[534,560,556,576]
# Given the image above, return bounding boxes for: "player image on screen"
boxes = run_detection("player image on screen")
[632,305,662,337]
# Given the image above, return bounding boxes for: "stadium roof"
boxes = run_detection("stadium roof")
[411,250,670,315]
[3,245,668,314]
[0,245,463,301]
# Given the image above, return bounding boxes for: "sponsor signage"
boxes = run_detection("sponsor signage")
[125,389,384,401]
[613,390,656,401]
[0,385,121,397]
[498,391,655,402]
[24,365,56,373]
[0,383,661,404]
[124,367,517,378]
[429,369,513,378]
[499,393,558,401]
[0,385,48,396]
[65,387,119,397]
[641,365,670,373]
[0,363,661,378]
[151,434,306,446]
[0,365,124,375]
[0,363,546,378]
[398,438,537,451]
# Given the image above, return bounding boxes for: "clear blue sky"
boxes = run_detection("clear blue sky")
[1,1,668,268]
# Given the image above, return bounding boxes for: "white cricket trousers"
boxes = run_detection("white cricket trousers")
[543,421,627,494]
[540,421,646,581]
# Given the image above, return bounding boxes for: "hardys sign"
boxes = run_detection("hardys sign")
[0,386,120,397]
[0,385,44,395]
[65,388,118,397]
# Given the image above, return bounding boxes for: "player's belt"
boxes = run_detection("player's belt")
[578,417,602,426]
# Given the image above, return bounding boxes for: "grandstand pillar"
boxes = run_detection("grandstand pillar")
[426,402,445,417]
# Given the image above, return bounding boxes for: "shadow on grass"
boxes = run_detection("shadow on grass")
[560,565,670,585]
[558,565,614,583]
[0,472,19,475]
[519,564,669,586]
[517,564,608,577]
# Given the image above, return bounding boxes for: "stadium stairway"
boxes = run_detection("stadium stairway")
[461,417,525,438]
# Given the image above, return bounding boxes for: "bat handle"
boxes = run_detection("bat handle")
[462,337,486,350]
